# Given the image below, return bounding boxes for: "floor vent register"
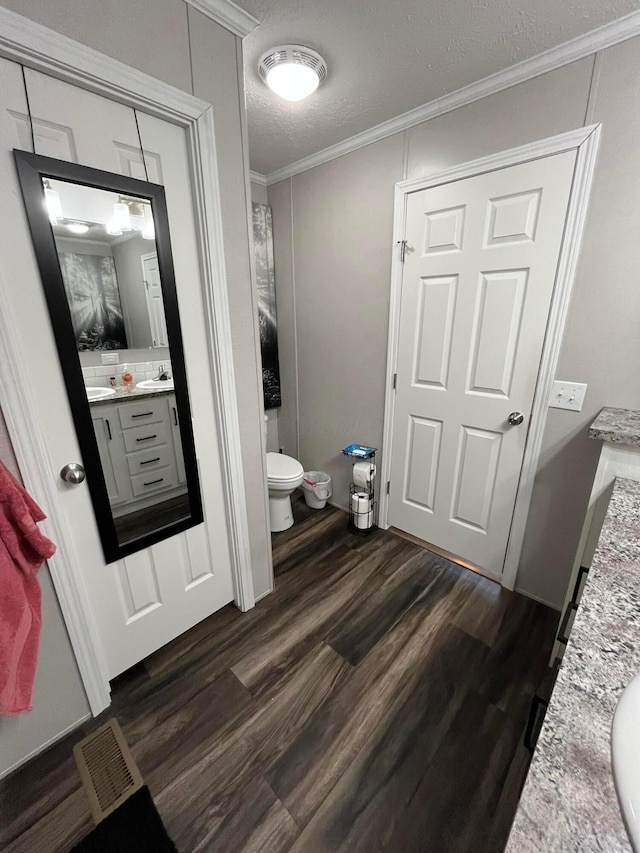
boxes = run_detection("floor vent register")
[73,718,143,823]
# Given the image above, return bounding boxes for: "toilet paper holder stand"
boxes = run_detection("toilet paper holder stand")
[342,444,377,535]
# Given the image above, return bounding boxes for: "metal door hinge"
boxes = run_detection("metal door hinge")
[396,239,407,262]
[392,373,397,390]
[386,481,390,495]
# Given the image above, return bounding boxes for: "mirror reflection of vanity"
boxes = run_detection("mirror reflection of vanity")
[46,179,187,544]
[15,151,203,561]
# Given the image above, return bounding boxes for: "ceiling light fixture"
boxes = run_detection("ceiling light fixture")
[259,45,327,102]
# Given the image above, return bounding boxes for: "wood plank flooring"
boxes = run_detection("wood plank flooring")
[0,495,559,852]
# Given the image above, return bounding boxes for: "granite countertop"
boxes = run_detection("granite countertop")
[87,385,175,407]
[507,477,640,852]
[589,407,640,446]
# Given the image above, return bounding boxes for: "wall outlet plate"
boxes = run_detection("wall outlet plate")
[549,380,587,412]
[101,353,120,365]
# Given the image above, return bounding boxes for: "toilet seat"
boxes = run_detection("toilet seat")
[267,452,303,484]
[266,452,304,532]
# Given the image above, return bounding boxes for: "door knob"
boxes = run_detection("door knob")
[508,412,525,426]
[60,462,86,484]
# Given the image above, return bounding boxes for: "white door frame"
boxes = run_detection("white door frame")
[379,124,601,590]
[0,6,255,715]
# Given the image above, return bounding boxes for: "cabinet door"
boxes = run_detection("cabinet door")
[91,406,128,506]
[169,395,186,484]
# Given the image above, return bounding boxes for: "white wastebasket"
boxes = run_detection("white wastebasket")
[301,471,332,509]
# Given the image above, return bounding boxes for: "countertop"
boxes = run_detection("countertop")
[507,477,640,852]
[589,407,640,447]
[87,385,175,407]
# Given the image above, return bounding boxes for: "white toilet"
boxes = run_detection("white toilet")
[266,451,304,532]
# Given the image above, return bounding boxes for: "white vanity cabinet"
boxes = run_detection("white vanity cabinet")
[90,392,187,515]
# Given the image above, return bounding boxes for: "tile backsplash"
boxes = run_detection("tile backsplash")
[82,360,172,388]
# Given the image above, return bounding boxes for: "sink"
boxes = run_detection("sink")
[86,386,116,401]
[136,379,175,391]
[612,673,640,849]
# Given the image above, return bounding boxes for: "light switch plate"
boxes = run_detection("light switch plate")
[549,380,587,412]
[101,353,120,365]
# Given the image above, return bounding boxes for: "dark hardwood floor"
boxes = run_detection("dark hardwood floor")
[1,495,558,852]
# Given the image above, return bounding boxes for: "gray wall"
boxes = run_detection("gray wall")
[268,43,640,610]
[0,407,89,778]
[112,234,154,348]
[0,0,271,772]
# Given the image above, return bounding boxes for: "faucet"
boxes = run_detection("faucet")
[155,364,170,381]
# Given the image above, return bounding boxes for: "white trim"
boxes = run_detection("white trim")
[183,0,259,38]
[263,11,638,185]
[249,170,267,187]
[502,124,601,590]
[188,106,255,611]
[0,10,255,705]
[514,588,561,612]
[0,6,207,122]
[395,125,599,195]
[238,39,275,596]
[0,713,91,781]
[379,124,601,592]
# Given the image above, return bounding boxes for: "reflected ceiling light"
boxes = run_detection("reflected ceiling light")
[259,45,327,102]
[66,221,90,235]
[43,181,62,223]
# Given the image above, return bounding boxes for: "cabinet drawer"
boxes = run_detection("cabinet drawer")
[131,465,177,497]
[122,420,172,453]
[118,398,167,430]
[126,444,174,476]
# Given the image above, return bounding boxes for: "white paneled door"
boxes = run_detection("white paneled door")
[388,151,577,575]
[0,58,235,680]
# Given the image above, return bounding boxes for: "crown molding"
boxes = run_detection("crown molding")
[249,170,267,186]
[184,0,259,38]
[0,5,209,122]
[263,9,640,185]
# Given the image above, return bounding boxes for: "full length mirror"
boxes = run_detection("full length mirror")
[15,150,203,562]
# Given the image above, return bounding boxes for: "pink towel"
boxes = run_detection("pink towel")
[0,462,56,714]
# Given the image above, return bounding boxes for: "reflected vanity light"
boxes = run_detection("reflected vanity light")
[141,211,155,241]
[106,217,122,236]
[44,183,62,223]
[112,201,131,232]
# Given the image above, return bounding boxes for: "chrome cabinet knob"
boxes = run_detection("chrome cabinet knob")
[508,412,525,426]
[60,462,86,484]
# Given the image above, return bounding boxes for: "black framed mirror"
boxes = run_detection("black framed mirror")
[14,150,203,563]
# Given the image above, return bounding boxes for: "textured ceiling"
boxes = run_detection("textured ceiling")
[240,0,640,176]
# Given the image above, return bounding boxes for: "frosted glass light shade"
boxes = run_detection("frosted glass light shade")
[113,202,131,231]
[265,63,320,101]
[259,45,327,103]
[44,187,62,222]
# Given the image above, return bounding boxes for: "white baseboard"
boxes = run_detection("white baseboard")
[0,712,91,781]
[515,586,562,612]
[254,587,273,602]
